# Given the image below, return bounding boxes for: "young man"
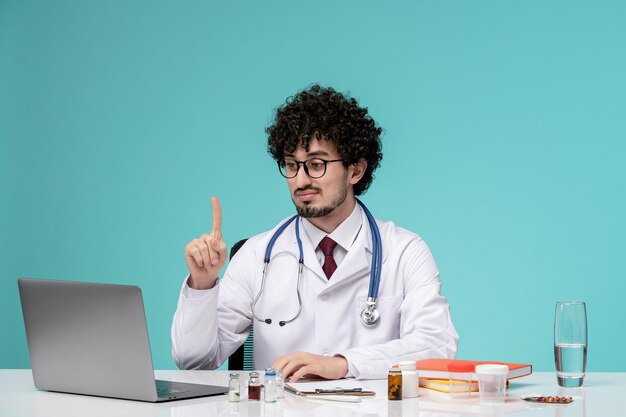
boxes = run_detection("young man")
[172,85,458,380]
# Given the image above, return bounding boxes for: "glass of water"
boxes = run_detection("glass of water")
[554,301,587,387]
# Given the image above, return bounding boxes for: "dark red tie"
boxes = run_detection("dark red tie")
[319,236,338,279]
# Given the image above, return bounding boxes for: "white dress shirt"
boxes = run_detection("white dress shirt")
[300,202,363,269]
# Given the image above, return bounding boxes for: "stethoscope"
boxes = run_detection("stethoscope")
[252,199,382,327]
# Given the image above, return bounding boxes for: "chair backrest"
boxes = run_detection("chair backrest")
[227,239,254,371]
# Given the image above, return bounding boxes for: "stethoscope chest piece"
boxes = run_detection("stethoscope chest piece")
[360,298,380,327]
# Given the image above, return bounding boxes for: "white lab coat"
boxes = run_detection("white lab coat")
[171,209,458,379]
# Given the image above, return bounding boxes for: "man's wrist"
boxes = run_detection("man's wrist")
[334,353,355,378]
[333,355,349,379]
[187,275,219,290]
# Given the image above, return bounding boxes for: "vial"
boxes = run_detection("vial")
[248,371,261,401]
[388,367,402,400]
[228,372,240,402]
[264,368,277,403]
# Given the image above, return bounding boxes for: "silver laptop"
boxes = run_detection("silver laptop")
[18,278,228,402]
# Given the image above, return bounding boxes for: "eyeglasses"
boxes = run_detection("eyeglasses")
[277,158,345,179]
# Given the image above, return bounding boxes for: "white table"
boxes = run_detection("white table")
[0,370,623,417]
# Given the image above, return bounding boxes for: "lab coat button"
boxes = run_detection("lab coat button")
[319,293,330,301]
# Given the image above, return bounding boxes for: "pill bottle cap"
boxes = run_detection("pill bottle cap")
[398,361,417,371]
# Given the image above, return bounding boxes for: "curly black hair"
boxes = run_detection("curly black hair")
[266,84,383,196]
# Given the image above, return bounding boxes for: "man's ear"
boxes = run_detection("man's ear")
[349,159,368,185]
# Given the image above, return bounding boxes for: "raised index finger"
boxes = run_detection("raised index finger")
[211,196,222,240]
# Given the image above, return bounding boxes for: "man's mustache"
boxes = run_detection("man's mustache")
[293,186,322,196]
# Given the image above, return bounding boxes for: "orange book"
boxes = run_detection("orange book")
[415,358,532,380]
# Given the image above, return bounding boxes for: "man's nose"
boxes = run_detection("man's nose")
[294,165,312,188]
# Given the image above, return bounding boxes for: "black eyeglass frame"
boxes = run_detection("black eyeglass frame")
[277,158,346,179]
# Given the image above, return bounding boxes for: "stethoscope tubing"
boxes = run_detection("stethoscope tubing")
[357,200,382,298]
[252,199,381,327]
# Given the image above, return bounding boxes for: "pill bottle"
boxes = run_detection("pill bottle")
[398,360,419,398]
[388,367,402,400]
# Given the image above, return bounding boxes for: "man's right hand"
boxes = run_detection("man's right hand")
[184,197,228,290]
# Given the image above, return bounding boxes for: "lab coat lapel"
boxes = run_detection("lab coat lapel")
[270,219,327,282]
[326,209,372,286]
[329,245,370,285]
[299,226,327,281]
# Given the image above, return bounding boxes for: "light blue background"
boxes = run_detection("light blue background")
[1,0,624,371]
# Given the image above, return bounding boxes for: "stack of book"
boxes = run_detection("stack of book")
[415,359,532,394]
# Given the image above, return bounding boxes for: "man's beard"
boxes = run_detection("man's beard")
[293,184,348,218]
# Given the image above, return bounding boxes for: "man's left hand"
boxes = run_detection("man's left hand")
[272,352,348,382]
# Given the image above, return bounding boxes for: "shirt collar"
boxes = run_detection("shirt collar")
[300,203,363,251]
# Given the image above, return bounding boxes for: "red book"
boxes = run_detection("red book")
[415,358,532,380]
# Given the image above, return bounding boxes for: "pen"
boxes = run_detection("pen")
[315,388,363,394]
